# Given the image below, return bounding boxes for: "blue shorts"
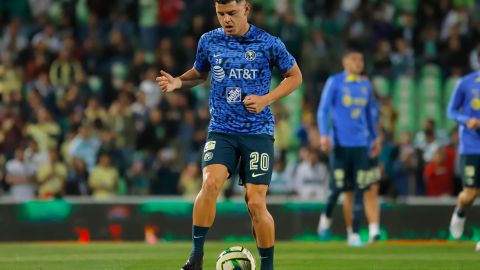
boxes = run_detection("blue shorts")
[329,146,369,191]
[460,154,480,188]
[367,157,381,185]
[201,132,274,186]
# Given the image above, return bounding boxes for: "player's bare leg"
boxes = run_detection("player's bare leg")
[344,191,364,246]
[182,164,228,270]
[450,187,478,239]
[343,191,353,234]
[245,183,274,270]
[457,188,478,210]
[245,202,258,242]
[193,165,229,226]
[364,183,380,241]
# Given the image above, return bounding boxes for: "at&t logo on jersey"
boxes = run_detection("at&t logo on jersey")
[213,65,226,82]
[212,67,259,81]
[229,69,259,80]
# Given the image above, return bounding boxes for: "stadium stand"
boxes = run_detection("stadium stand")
[0,0,479,200]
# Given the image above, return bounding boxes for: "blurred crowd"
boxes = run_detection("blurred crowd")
[0,0,478,201]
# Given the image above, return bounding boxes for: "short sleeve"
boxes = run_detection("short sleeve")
[270,37,296,74]
[193,34,211,72]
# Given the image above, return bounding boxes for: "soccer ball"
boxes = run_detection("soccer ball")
[216,246,256,270]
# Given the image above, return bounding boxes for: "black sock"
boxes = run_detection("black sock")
[325,190,341,218]
[190,225,209,258]
[258,246,274,270]
[455,207,465,218]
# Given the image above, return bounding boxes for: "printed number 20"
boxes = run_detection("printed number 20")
[250,152,269,171]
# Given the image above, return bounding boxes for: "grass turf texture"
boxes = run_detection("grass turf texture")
[0,242,478,270]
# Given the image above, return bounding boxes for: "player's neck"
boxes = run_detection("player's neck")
[344,70,360,76]
[236,23,251,37]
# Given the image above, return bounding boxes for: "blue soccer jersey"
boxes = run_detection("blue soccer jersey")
[447,71,480,154]
[317,72,378,147]
[193,25,296,136]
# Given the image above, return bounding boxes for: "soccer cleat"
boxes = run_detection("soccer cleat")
[318,228,331,241]
[181,256,203,270]
[317,214,332,240]
[368,234,381,243]
[449,213,466,240]
[368,223,381,243]
[347,233,364,247]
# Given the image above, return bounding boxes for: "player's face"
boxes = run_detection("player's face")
[215,1,250,36]
[342,52,364,75]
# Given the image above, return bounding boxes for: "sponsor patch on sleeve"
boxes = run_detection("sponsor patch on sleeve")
[204,141,216,152]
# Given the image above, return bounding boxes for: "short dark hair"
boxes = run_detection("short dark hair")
[214,0,245,4]
[342,46,363,58]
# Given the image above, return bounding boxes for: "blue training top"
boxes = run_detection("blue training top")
[317,72,378,147]
[193,24,296,136]
[447,71,480,154]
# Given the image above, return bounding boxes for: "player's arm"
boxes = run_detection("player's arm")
[264,63,302,104]
[365,88,381,157]
[447,79,480,129]
[156,33,210,93]
[156,68,208,93]
[317,77,336,152]
[244,64,302,113]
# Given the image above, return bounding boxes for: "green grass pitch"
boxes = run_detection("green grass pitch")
[0,242,478,270]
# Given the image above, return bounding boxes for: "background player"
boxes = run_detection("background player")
[157,0,302,269]
[338,92,382,243]
[316,50,380,246]
[448,51,480,240]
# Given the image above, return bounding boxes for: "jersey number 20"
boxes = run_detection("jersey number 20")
[250,152,269,171]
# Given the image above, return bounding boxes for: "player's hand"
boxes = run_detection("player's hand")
[467,118,480,129]
[156,70,181,93]
[243,95,268,113]
[370,138,382,158]
[320,136,331,152]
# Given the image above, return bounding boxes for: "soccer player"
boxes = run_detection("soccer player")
[447,61,480,240]
[316,50,380,246]
[336,89,382,243]
[156,1,302,269]
[339,96,382,243]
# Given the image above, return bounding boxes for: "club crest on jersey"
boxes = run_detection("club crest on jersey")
[226,87,242,103]
[245,50,256,61]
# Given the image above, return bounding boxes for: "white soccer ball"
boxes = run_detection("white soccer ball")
[216,246,256,270]
[476,241,480,252]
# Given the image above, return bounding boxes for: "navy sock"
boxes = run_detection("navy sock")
[352,191,364,234]
[325,190,341,218]
[190,225,209,258]
[258,246,274,270]
[455,207,465,218]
